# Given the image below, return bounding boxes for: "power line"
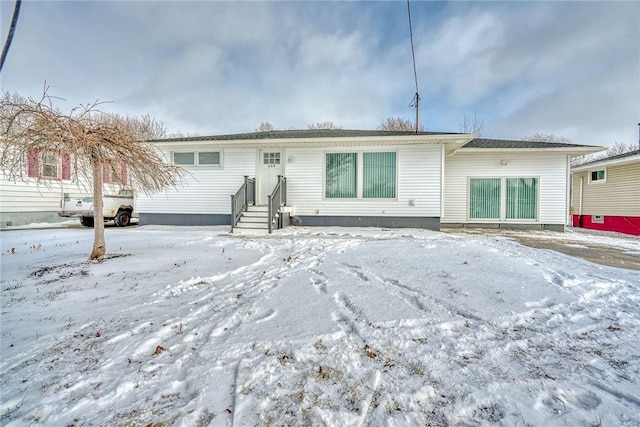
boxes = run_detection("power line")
[407,0,420,133]
[0,0,22,74]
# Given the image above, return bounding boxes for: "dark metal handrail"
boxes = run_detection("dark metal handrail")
[230,176,255,232]
[267,175,287,234]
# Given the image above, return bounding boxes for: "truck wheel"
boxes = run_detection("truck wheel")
[80,217,94,227]
[115,210,131,227]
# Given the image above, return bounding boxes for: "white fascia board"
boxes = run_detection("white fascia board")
[572,153,640,172]
[152,134,476,149]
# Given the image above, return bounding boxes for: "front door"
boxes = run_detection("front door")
[258,150,283,205]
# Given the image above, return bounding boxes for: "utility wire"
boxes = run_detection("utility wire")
[0,0,22,74]
[407,0,420,133]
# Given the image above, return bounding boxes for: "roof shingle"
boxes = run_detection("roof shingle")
[153,129,460,142]
[463,138,589,149]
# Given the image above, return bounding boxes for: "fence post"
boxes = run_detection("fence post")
[267,194,273,234]
[277,175,282,207]
[230,194,235,232]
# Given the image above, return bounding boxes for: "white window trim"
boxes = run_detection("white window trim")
[41,151,61,179]
[323,150,398,200]
[588,168,606,184]
[467,176,540,222]
[171,150,223,167]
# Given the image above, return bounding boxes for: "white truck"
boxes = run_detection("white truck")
[58,189,136,227]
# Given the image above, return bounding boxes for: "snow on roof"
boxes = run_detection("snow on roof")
[572,149,640,170]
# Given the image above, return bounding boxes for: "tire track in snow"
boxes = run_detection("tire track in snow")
[340,262,485,323]
[335,256,640,424]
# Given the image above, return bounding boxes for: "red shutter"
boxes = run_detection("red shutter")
[120,163,127,185]
[62,154,71,180]
[27,149,41,177]
[102,163,112,183]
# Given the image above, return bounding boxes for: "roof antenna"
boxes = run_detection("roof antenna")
[407,0,420,134]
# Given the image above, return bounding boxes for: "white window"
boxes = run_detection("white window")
[325,151,397,199]
[172,151,221,167]
[469,177,538,221]
[41,151,59,178]
[173,152,195,166]
[199,151,221,166]
[263,152,281,165]
[589,168,606,183]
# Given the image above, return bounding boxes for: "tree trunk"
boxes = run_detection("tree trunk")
[90,160,106,259]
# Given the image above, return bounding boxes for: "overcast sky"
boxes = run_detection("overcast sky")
[1,1,638,146]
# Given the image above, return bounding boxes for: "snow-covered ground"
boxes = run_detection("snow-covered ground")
[1,225,639,426]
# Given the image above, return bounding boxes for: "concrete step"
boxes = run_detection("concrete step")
[235,221,269,229]
[232,227,269,235]
[241,212,269,221]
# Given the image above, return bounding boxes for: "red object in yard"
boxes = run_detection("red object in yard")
[572,214,640,236]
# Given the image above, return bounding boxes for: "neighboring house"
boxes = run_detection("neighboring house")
[0,148,127,227]
[570,149,640,235]
[138,130,601,232]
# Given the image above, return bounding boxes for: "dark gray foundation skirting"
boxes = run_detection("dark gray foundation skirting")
[441,223,565,232]
[1,211,67,227]
[139,213,230,226]
[292,216,440,230]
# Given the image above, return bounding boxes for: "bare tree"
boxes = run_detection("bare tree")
[603,141,636,157]
[522,132,588,165]
[458,113,484,136]
[523,133,635,166]
[306,121,343,130]
[0,89,184,260]
[256,122,276,132]
[255,122,275,132]
[522,132,573,144]
[165,130,201,138]
[377,117,424,132]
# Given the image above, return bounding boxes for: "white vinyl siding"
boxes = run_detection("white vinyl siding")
[138,147,256,215]
[571,162,640,216]
[286,145,441,217]
[444,153,567,225]
[0,174,121,226]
